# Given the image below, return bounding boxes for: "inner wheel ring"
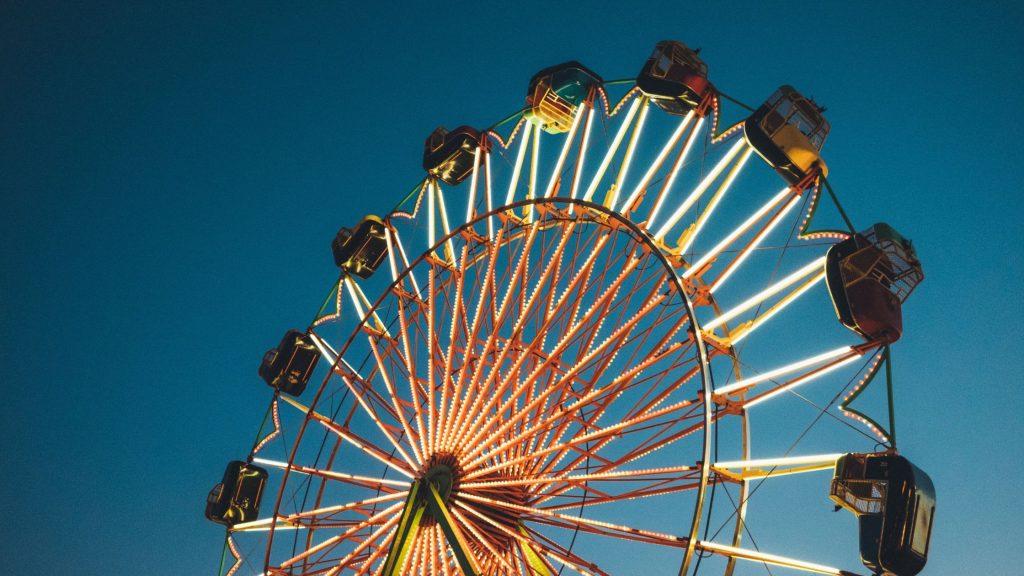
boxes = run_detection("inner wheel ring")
[267,198,714,575]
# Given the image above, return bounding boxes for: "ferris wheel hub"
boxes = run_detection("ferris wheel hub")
[422,453,462,506]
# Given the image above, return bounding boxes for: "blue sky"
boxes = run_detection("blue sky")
[2,2,1021,575]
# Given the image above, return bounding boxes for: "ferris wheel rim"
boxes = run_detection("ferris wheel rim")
[261,197,717,574]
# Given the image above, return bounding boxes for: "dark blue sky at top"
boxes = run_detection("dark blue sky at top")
[1,1,1021,575]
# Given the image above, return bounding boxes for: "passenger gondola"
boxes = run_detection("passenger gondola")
[826,223,923,344]
[744,85,830,186]
[636,40,714,116]
[831,452,935,575]
[524,61,602,134]
[332,215,388,279]
[205,460,269,527]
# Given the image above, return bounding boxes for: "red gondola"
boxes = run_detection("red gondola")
[636,40,713,116]
[826,223,923,344]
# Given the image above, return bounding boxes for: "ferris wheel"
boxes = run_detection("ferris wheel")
[205,41,935,576]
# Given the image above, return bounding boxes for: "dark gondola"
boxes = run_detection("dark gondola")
[205,460,269,527]
[332,215,388,279]
[258,329,320,396]
[423,126,482,186]
[831,453,935,575]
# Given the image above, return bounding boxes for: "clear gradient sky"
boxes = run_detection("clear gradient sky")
[2,2,1021,575]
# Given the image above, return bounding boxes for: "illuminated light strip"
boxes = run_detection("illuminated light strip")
[458,258,655,466]
[316,422,419,480]
[225,536,243,576]
[839,350,890,443]
[311,279,345,328]
[581,97,641,202]
[335,354,368,381]
[653,138,747,241]
[251,398,281,455]
[683,187,792,279]
[449,509,517,574]
[648,116,705,229]
[327,518,403,569]
[711,197,802,293]
[712,118,746,143]
[715,346,856,395]
[527,123,540,221]
[231,521,302,533]
[434,182,457,263]
[427,270,437,454]
[607,101,650,210]
[306,331,337,367]
[230,515,287,531]
[608,85,639,116]
[744,353,864,409]
[460,464,696,489]
[729,270,826,345]
[252,458,411,488]
[714,453,844,469]
[442,231,506,451]
[390,227,422,297]
[427,179,436,248]
[438,244,469,455]
[696,541,848,575]
[466,146,481,224]
[347,277,390,337]
[458,493,686,545]
[678,147,755,254]
[384,225,400,284]
[344,370,419,469]
[484,148,495,238]
[465,391,689,478]
[286,504,404,570]
[343,276,368,323]
[444,226,520,446]
[464,337,687,472]
[505,125,531,206]
[393,181,427,220]
[543,103,586,199]
[366,336,426,465]
[569,103,595,199]
[449,231,608,458]
[342,522,399,576]
[619,110,696,214]
[702,255,826,332]
[453,503,597,576]
[278,394,417,479]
